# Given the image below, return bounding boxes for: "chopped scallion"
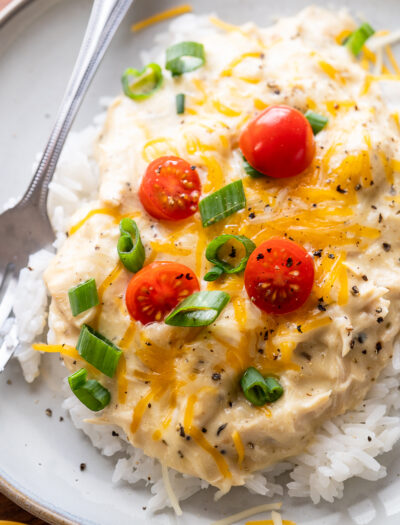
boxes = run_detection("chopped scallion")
[204,265,224,282]
[68,368,111,412]
[121,63,163,100]
[264,376,284,402]
[68,278,99,317]
[240,367,283,406]
[77,325,122,378]
[165,291,230,327]
[176,93,185,114]
[199,180,246,227]
[242,155,264,178]
[344,22,375,56]
[305,110,329,135]
[206,234,255,274]
[117,218,145,273]
[166,41,205,76]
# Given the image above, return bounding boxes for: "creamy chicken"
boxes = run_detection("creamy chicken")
[44,7,400,493]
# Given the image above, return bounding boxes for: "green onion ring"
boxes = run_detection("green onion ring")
[117,218,145,273]
[166,41,205,76]
[165,290,230,327]
[199,180,246,227]
[121,63,163,100]
[240,367,284,406]
[203,265,224,282]
[68,368,111,412]
[77,324,122,378]
[264,376,284,402]
[176,93,185,114]
[344,22,375,56]
[68,278,99,317]
[305,110,329,135]
[206,234,256,274]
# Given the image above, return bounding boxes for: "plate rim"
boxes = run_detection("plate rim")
[0,0,32,27]
[0,1,78,522]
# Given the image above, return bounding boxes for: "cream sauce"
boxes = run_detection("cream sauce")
[44,7,400,492]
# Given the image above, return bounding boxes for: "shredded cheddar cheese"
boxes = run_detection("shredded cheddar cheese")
[232,430,245,466]
[131,4,192,32]
[32,343,99,377]
[318,60,346,84]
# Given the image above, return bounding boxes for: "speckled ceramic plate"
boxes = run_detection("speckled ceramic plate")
[1,1,400,524]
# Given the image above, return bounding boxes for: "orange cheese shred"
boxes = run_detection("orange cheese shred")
[232,430,245,466]
[131,4,192,32]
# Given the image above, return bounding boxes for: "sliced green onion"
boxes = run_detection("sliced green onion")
[117,218,145,273]
[240,367,284,406]
[77,325,122,378]
[68,278,99,317]
[206,234,256,274]
[242,155,264,178]
[121,63,163,100]
[344,23,375,56]
[240,367,269,406]
[305,110,329,135]
[204,265,224,282]
[199,180,246,227]
[165,291,230,327]
[166,41,205,76]
[68,368,111,412]
[264,376,284,402]
[176,93,185,114]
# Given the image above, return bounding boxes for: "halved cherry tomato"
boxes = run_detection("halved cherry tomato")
[139,156,201,220]
[239,105,315,178]
[244,238,314,314]
[125,261,200,325]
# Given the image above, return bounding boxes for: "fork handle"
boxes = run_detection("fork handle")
[19,0,134,214]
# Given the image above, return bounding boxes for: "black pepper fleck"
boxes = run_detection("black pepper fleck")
[217,423,228,436]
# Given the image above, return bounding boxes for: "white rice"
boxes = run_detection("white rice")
[9,11,400,518]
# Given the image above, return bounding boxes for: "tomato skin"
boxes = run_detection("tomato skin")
[239,105,315,179]
[139,156,201,221]
[125,261,200,325]
[244,238,314,315]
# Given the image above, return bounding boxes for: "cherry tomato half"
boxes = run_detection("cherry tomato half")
[244,238,314,315]
[139,156,201,221]
[239,105,315,178]
[125,261,200,325]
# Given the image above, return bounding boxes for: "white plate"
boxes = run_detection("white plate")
[1,1,400,524]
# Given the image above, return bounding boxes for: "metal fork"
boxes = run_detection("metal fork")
[0,0,134,371]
